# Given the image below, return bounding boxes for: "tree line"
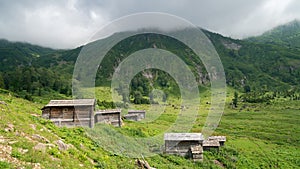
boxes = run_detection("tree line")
[0,67,71,100]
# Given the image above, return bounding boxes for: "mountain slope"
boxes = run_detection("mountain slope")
[1,21,300,100]
[205,30,300,91]
[247,20,300,48]
[0,39,56,71]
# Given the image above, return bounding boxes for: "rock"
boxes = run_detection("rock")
[80,143,85,149]
[55,140,70,151]
[8,140,18,145]
[136,159,156,169]
[18,148,28,154]
[15,131,26,137]
[32,134,50,143]
[213,160,225,168]
[29,124,36,130]
[32,163,41,169]
[4,123,14,132]
[33,143,47,152]
[0,135,7,143]
[0,101,7,105]
[33,143,54,152]
[0,144,12,154]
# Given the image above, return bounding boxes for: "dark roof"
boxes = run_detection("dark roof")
[43,99,95,107]
[95,109,121,115]
[164,133,204,141]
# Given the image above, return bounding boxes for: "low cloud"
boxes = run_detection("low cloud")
[0,0,299,48]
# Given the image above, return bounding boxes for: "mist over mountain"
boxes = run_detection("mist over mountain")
[1,20,300,100]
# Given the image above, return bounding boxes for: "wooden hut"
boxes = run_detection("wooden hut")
[94,109,122,127]
[41,99,95,128]
[203,140,220,150]
[207,136,226,146]
[203,136,226,150]
[164,133,204,159]
[127,110,146,121]
[124,114,139,121]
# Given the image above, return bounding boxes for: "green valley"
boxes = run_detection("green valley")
[0,20,300,168]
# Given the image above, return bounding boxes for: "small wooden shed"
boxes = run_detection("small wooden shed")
[207,136,226,146]
[128,110,145,120]
[164,133,204,158]
[41,99,95,128]
[94,109,122,127]
[124,114,139,121]
[203,136,226,150]
[124,110,146,121]
[203,140,220,150]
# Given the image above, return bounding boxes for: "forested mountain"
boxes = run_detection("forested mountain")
[247,19,300,48]
[0,40,80,99]
[206,29,300,91]
[1,20,300,101]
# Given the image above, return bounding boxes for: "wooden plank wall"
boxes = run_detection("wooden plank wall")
[95,113,121,127]
[165,141,201,156]
[44,106,93,128]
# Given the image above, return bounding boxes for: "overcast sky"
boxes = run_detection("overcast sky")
[0,0,300,49]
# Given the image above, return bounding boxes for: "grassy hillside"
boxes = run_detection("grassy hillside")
[0,87,299,168]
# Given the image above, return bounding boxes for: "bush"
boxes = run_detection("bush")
[0,161,11,169]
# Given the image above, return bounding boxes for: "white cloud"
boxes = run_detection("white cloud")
[0,0,109,48]
[0,0,300,48]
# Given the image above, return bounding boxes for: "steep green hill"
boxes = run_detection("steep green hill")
[206,30,300,91]
[0,41,81,100]
[1,21,300,100]
[247,20,300,48]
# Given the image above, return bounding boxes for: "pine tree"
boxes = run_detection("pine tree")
[232,91,238,108]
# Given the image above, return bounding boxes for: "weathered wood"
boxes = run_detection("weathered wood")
[41,99,95,128]
[127,110,146,120]
[207,136,226,146]
[124,114,139,121]
[95,110,122,127]
[164,133,204,161]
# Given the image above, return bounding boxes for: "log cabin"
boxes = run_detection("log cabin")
[41,99,96,128]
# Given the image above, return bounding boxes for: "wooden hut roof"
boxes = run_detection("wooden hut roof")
[44,99,95,107]
[128,110,145,113]
[95,109,121,115]
[124,114,138,118]
[208,136,226,142]
[164,133,204,141]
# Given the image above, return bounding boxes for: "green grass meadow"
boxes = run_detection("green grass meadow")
[0,87,299,168]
